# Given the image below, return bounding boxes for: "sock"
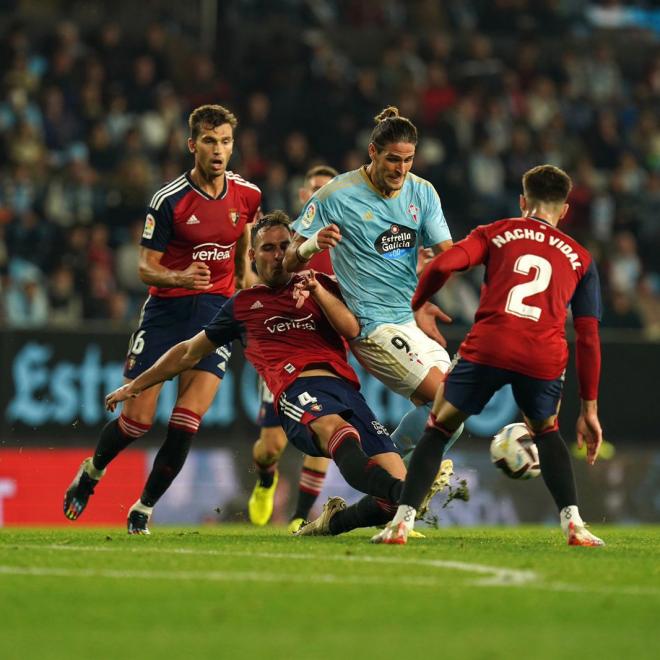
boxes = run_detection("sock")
[93,414,151,471]
[140,407,200,508]
[402,422,464,467]
[130,499,153,517]
[329,425,402,501]
[391,403,432,454]
[293,467,326,520]
[255,461,277,488]
[329,496,396,535]
[534,427,578,513]
[559,505,584,534]
[399,415,454,510]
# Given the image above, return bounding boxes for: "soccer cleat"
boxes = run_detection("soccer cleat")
[370,520,410,545]
[408,528,426,539]
[417,458,454,519]
[127,501,152,535]
[63,457,105,520]
[287,517,305,534]
[294,497,346,536]
[567,521,605,547]
[248,471,279,526]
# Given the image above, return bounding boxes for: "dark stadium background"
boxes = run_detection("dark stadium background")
[1,0,658,527]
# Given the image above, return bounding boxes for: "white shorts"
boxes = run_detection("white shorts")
[350,322,451,399]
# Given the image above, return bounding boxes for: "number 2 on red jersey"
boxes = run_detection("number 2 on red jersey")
[505,254,552,322]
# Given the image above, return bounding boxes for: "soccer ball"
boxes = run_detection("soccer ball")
[490,423,541,480]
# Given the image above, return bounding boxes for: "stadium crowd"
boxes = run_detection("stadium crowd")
[1,0,659,336]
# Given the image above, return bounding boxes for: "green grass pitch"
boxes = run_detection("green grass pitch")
[1,525,658,660]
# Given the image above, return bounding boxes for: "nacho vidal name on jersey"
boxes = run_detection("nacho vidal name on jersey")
[192,242,234,261]
[265,314,317,334]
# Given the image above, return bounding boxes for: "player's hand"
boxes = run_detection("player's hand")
[576,405,603,465]
[316,225,342,250]
[414,301,452,347]
[105,384,138,412]
[292,270,318,308]
[180,261,212,290]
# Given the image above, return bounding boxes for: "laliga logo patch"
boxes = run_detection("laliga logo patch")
[142,213,155,239]
[374,224,417,260]
[301,202,316,229]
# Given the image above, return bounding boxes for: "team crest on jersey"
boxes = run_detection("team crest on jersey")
[229,209,240,225]
[408,203,419,224]
[301,202,316,229]
[374,224,417,260]
[142,213,155,239]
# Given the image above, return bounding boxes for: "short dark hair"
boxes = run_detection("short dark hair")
[305,164,338,181]
[369,106,418,152]
[250,210,292,247]
[188,104,238,140]
[522,165,573,204]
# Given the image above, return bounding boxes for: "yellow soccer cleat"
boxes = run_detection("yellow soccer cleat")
[287,517,305,534]
[417,458,454,519]
[408,528,426,539]
[248,471,279,526]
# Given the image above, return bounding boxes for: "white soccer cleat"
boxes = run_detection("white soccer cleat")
[417,458,454,519]
[370,520,410,545]
[567,521,605,547]
[294,496,346,536]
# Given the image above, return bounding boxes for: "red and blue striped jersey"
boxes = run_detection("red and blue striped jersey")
[141,171,261,298]
[456,216,601,379]
[204,273,359,408]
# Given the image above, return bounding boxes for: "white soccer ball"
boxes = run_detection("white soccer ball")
[490,423,541,480]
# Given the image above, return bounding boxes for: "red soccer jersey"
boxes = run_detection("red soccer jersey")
[204,273,359,408]
[307,249,334,275]
[141,171,261,298]
[455,216,601,379]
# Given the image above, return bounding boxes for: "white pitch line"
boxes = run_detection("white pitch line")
[4,543,659,597]
[6,543,536,586]
[0,564,456,588]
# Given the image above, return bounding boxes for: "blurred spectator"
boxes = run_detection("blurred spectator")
[4,261,49,327]
[47,263,82,326]
[608,231,642,295]
[601,290,644,331]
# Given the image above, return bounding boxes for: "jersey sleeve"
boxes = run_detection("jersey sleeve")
[454,226,489,266]
[570,259,602,320]
[420,185,452,247]
[204,297,244,346]
[140,202,173,253]
[292,195,332,238]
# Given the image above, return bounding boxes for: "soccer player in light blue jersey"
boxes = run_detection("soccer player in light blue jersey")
[285,107,463,511]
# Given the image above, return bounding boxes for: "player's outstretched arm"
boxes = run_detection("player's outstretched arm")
[295,271,360,339]
[283,226,342,272]
[138,247,212,290]
[105,332,217,411]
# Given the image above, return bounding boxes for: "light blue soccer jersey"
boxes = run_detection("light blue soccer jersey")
[292,167,452,336]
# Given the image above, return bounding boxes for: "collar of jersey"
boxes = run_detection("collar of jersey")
[359,166,402,200]
[185,171,228,200]
[528,215,552,226]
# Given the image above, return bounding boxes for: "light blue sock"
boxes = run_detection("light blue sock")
[391,403,432,455]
